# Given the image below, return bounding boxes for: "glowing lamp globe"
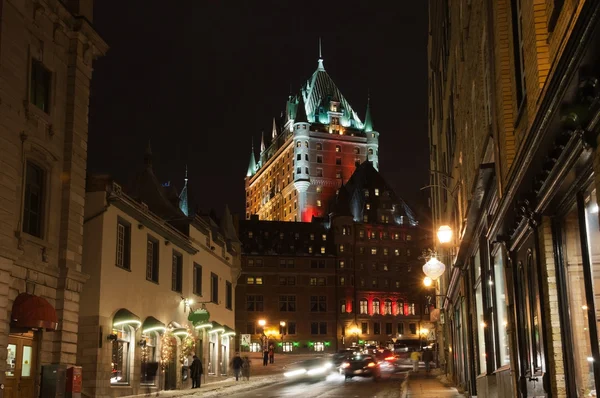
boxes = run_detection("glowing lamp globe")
[423,277,433,287]
[437,225,453,244]
[423,257,446,280]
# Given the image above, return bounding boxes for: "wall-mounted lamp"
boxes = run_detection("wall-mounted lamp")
[107,334,117,341]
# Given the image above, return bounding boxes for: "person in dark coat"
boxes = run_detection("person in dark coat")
[269,344,274,364]
[263,348,269,366]
[422,348,434,373]
[190,355,203,388]
[231,352,244,381]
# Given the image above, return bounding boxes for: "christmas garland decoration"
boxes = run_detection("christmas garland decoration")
[179,326,195,364]
[160,329,175,369]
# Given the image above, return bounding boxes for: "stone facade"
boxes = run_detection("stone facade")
[0,0,106,396]
[429,0,600,397]
[78,174,240,397]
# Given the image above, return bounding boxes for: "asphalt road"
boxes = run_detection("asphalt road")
[227,371,409,398]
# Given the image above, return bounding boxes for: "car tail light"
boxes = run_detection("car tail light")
[367,362,376,368]
[385,356,395,361]
[341,362,350,368]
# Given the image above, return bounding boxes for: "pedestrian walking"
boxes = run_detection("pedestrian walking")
[268,344,274,364]
[190,355,203,388]
[422,348,434,373]
[410,350,421,373]
[242,356,251,381]
[231,352,244,381]
[263,348,269,366]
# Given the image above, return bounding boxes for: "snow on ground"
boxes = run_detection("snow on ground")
[177,375,281,397]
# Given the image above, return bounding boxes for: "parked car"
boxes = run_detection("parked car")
[340,354,382,381]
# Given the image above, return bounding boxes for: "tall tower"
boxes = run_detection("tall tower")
[244,48,380,221]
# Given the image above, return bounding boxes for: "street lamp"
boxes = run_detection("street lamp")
[423,277,433,287]
[258,319,267,350]
[437,225,453,244]
[422,256,446,281]
[280,321,286,352]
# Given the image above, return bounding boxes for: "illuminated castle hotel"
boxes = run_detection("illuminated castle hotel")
[245,54,379,222]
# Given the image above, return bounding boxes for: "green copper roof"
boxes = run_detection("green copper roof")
[246,138,257,177]
[295,94,308,123]
[364,98,374,132]
[299,59,363,128]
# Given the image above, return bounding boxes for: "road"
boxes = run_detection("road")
[227,371,408,398]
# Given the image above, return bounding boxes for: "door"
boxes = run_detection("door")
[5,334,36,398]
[512,233,549,397]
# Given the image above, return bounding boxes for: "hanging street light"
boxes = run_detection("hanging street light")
[437,225,453,244]
[422,256,446,280]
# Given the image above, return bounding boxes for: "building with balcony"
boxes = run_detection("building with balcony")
[428,1,600,397]
[0,1,106,397]
[78,147,240,396]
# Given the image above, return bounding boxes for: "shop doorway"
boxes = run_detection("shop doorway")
[5,333,36,398]
[220,344,228,376]
[163,337,177,391]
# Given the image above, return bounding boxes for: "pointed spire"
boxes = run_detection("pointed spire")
[317,37,325,71]
[246,137,257,177]
[144,139,153,168]
[260,131,266,152]
[295,94,308,124]
[271,118,278,139]
[179,165,189,216]
[364,95,374,133]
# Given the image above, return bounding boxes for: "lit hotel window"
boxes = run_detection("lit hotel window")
[317,200,322,207]
[321,246,326,254]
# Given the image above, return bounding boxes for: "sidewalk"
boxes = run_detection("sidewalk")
[404,371,464,398]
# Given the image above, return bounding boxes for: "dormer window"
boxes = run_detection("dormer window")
[335,145,341,153]
[375,188,380,196]
[354,147,360,154]
[316,143,323,150]
[331,116,339,125]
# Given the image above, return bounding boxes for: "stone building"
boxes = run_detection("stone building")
[429,0,600,397]
[244,53,378,223]
[78,147,240,397]
[236,162,429,354]
[0,0,106,397]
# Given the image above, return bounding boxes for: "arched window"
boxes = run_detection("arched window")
[359,298,368,314]
[335,145,341,153]
[384,299,392,315]
[304,141,309,148]
[296,141,301,148]
[372,299,381,315]
[396,300,405,315]
[368,148,374,155]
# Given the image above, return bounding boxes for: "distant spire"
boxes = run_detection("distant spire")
[260,131,266,152]
[295,94,308,123]
[364,95,374,132]
[317,37,325,71]
[246,137,257,177]
[271,118,278,139]
[144,139,152,168]
[179,165,189,216]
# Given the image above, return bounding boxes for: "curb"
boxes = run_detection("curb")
[401,372,410,398]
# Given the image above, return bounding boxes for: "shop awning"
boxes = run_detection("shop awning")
[172,327,189,337]
[113,308,141,329]
[208,321,224,334]
[188,309,210,325]
[222,325,236,337]
[142,316,166,334]
[11,293,58,331]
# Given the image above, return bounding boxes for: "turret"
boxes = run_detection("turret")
[364,98,380,171]
[179,165,189,216]
[246,138,257,177]
[293,95,311,221]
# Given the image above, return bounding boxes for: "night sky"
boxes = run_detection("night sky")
[88,1,430,218]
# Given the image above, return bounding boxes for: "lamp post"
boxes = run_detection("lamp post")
[280,321,286,353]
[258,319,267,351]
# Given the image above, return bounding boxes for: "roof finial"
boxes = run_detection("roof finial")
[317,37,325,71]
[272,117,278,139]
[260,130,266,152]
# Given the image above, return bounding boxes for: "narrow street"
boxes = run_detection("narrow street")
[226,371,408,398]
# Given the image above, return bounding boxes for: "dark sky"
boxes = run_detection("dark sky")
[88,1,430,218]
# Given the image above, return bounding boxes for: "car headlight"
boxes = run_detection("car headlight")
[284,368,307,378]
[324,362,332,369]
[341,362,350,368]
